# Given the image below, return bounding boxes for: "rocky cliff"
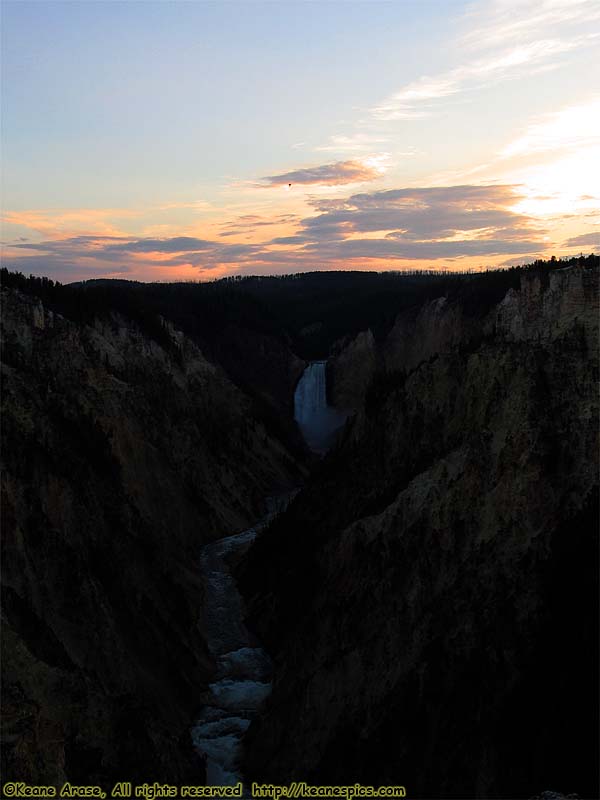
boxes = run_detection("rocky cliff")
[327,330,379,412]
[240,264,599,798]
[0,288,303,787]
[327,266,596,411]
[194,321,307,457]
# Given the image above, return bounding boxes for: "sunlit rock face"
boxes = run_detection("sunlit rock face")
[293,361,347,454]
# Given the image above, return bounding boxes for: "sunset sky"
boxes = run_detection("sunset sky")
[1,0,599,282]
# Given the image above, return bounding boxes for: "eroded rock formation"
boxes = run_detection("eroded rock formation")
[241,265,599,798]
[1,288,302,786]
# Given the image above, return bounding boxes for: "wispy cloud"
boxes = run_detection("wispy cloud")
[372,37,593,121]
[260,158,387,187]
[422,94,600,232]
[320,0,600,158]
[500,97,600,158]
[315,133,393,154]
[103,236,213,254]
[0,208,139,238]
[0,203,214,239]
[460,0,600,52]
[218,213,298,237]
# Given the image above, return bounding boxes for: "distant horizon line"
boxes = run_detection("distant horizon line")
[1,252,597,288]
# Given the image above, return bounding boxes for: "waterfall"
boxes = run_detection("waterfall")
[294,361,327,423]
[294,361,346,454]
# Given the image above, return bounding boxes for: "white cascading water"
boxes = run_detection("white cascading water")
[294,360,346,454]
[192,495,293,785]
[192,525,271,785]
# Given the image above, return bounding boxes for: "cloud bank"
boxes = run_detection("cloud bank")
[1,183,556,280]
[565,231,600,248]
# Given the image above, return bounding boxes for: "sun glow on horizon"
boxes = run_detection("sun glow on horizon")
[1,1,598,282]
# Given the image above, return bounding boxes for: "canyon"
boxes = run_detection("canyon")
[241,263,599,798]
[0,283,302,785]
[1,257,598,798]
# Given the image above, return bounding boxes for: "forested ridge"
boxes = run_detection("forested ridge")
[2,254,596,360]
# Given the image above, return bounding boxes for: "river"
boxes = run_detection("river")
[192,360,343,782]
[191,498,288,784]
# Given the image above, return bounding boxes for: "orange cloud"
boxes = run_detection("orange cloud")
[4,183,592,284]
[260,159,386,187]
[1,208,138,238]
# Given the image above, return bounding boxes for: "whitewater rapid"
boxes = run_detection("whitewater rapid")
[192,499,289,784]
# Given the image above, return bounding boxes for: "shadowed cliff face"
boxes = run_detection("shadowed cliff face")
[328,265,599,412]
[194,323,307,460]
[0,288,304,786]
[240,265,599,798]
